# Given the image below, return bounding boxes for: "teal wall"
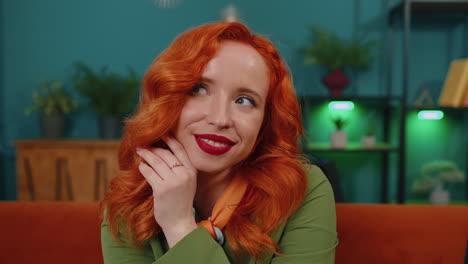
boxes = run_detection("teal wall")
[1,0,467,202]
[0,0,4,200]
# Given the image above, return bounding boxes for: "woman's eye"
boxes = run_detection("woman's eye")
[235,96,256,107]
[191,84,208,95]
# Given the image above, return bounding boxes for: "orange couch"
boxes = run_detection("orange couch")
[0,202,467,264]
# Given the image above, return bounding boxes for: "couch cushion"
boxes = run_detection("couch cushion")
[1,202,467,264]
[336,203,468,264]
[0,202,103,264]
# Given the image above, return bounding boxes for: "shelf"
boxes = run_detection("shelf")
[389,0,468,25]
[306,142,398,152]
[408,106,468,112]
[391,0,468,15]
[299,95,402,104]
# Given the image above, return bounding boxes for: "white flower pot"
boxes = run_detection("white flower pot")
[362,136,376,148]
[331,130,347,149]
[430,183,450,205]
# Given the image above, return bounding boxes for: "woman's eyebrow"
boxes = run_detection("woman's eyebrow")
[200,76,264,103]
[237,87,263,103]
[200,77,214,84]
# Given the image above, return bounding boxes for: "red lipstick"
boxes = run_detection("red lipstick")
[194,134,235,155]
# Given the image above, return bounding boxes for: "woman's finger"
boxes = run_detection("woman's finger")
[136,147,171,180]
[138,161,163,188]
[162,136,194,170]
[152,148,185,174]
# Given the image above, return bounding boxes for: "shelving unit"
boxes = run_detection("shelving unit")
[388,0,468,203]
[300,0,468,204]
[300,95,405,204]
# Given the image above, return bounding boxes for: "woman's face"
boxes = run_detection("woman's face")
[173,40,269,175]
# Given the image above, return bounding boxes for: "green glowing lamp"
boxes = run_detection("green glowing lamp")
[417,110,444,120]
[328,101,354,110]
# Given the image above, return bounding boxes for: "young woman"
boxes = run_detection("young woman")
[101,22,337,263]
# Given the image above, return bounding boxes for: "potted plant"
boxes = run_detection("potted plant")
[72,62,140,139]
[302,26,377,97]
[412,160,465,205]
[362,124,376,148]
[25,80,78,138]
[331,116,348,149]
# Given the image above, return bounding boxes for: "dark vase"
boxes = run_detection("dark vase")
[322,68,350,97]
[99,116,122,139]
[40,114,65,139]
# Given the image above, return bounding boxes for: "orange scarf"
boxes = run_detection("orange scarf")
[197,174,248,244]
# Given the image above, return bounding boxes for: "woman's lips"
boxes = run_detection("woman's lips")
[194,134,235,155]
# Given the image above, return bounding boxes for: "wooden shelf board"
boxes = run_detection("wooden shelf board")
[306,142,398,152]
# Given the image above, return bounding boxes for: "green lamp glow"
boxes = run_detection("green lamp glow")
[328,101,354,110]
[417,110,444,120]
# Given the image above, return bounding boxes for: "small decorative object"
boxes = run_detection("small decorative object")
[412,160,465,205]
[430,182,449,205]
[362,125,376,148]
[221,4,241,22]
[154,0,181,8]
[331,116,347,149]
[412,80,444,108]
[25,80,78,138]
[438,59,468,107]
[362,135,376,148]
[302,26,377,97]
[322,68,349,97]
[72,62,139,139]
[414,88,435,108]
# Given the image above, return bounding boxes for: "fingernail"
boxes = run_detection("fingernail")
[136,147,143,153]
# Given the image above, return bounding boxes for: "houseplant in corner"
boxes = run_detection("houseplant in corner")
[302,26,377,97]
[331,116,348,149]
[72,62,139,139]
[412,160,465,205]
[25,80,78,138]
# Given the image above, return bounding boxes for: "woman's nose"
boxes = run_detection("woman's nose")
[206,99,233,129]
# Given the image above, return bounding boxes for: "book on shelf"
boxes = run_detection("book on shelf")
[438,59,468,107]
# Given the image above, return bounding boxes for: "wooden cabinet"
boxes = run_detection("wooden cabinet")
[14,140,120,202]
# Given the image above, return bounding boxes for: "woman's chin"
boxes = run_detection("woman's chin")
[188,153,244,177]
[194,165,229,176]
[191,160,234,177]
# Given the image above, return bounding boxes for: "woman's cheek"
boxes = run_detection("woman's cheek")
[237,116,264,144]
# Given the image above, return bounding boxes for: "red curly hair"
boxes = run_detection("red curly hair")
[101,22,308,260]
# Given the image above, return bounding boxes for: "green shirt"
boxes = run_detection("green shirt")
[101,165,338,263]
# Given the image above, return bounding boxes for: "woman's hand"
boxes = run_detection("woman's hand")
[136,135,198,248]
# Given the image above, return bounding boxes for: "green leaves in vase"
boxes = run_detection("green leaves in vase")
[25,80,78,116]
[72,62,140,117]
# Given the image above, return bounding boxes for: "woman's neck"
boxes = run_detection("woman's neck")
[194,168,233,220]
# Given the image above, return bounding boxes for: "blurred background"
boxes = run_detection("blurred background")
[1,0,467,204]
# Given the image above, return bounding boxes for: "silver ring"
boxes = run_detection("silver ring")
[169,162,183,169]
